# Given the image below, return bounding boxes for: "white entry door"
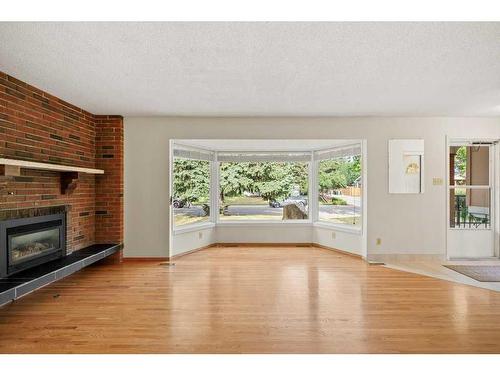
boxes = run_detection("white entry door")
[447,141,496,259]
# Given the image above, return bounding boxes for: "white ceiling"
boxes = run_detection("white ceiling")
[175,139,354,152]
[1,22,500,117]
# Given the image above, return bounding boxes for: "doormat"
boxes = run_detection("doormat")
[444,265,500,282]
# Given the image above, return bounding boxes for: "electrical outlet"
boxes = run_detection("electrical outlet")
[376,238,382,246]
[331,232,336,239]
[198,231,203,239]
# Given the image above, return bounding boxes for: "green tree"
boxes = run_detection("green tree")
[318,159,347,192]
[343,155,361,186]
[219,162,308,203]
[219,162,254,201]
[253,162,299,202]
[173,158,210,203]
[318,156,361,192]
[455,146,467,180]
[174,158,359,205]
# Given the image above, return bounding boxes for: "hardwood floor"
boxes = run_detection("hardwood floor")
[1,246,500,353]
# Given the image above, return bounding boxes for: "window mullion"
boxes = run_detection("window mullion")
[211,155,219,224]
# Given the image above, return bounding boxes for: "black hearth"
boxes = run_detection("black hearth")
[0,211,66,278]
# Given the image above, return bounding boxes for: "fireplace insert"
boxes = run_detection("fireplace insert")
[0,212,66,278]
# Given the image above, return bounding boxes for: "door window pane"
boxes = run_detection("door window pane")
[450,145,489,186]
[449,187,490,229]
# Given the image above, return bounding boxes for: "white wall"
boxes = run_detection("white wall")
[171,226,216,257]
[124,117,500,258]
[313,226,364,256]
[216,224,312,244]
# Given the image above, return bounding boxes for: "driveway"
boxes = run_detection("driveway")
[318,204,360,216]
[174,205,207,217]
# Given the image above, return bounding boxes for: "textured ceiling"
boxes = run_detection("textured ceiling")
[0,22,500,116]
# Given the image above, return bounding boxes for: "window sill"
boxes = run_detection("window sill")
[313,222,362,235]
[173,222,215,235]
[172,221,363,235]
[216,220,312,226]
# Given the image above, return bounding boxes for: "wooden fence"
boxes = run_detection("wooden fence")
[339,187,361,197]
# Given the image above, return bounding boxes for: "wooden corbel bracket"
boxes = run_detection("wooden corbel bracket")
[0,165,21,177]
[61,172,80,194]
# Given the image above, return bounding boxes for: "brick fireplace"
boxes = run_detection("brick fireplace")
[0,71,123,258]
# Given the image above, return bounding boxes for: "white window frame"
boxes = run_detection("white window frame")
[313,141,364,234]
[171,142,215,234]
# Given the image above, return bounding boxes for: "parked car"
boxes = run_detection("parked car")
[172,198,191,208]
[269,195,308,208]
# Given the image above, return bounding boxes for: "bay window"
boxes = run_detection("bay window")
[170,141,364,233]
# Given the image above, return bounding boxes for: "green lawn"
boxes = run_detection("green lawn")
[223,196,268,205]
[319,197,348,205]
[336,216,361,225]
[174,215,209,226]
[219,214,282,221]
[320,216,361,225]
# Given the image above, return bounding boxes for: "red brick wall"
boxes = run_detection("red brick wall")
[95,115,124,244]
[0,71,123,252]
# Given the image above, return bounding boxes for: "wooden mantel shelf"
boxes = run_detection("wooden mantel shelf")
[0,158,104,194]
[0,158,104,174]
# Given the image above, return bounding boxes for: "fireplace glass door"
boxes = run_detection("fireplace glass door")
[8,224,61,266]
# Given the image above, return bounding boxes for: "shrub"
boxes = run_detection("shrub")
[331,197,347,205]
